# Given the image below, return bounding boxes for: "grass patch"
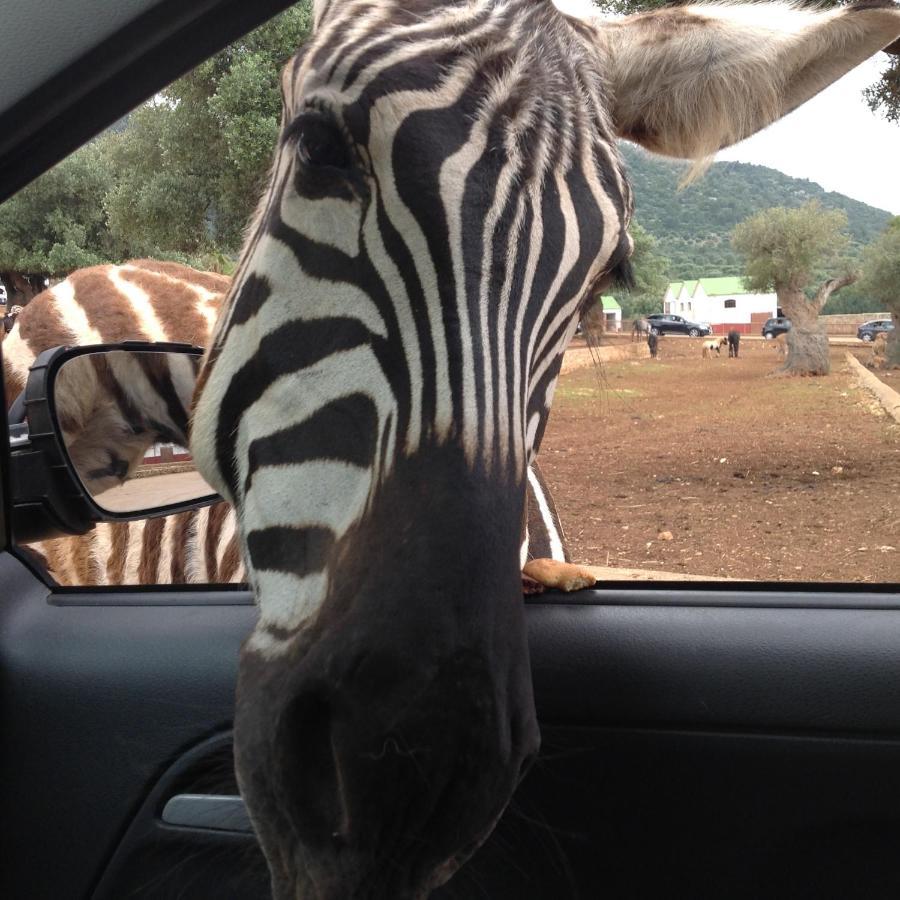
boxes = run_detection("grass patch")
[556,385,643,402]
[601,362,674,379]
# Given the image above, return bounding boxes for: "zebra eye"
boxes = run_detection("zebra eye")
[295,116,351,170]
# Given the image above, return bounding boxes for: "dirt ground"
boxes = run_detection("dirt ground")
[872,368,900,389]
[98,468,214,512]
[540,336,900,582]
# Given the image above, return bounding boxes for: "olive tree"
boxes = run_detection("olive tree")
[732,201,856,375]
[859,217,900,367]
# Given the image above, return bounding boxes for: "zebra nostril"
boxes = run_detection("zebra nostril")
[279,691,347,847]
[518,751,537,785]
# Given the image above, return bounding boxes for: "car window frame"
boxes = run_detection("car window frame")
[0,0,896,599]
[0,385,10,555]
[0,0,297,205]
[0,0,299,588]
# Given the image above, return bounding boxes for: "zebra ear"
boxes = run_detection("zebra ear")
[603,1,900,161]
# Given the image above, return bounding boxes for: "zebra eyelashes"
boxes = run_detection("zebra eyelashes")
[292,113,352,171]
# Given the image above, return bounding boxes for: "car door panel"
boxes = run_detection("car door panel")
[527,595,900,732]
[446,728,900,900]
[92,732,271,900]
[5,540,900,898]
[455,594,900,899]
[0,552,258,899]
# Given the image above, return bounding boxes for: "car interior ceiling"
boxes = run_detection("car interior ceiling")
[0,0,297,204]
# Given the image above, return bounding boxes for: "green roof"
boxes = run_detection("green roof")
[697,276,748,296]
[600,295,621,311]
[668,276,755,298]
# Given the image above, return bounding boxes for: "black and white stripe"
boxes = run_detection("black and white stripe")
[191,0,632,647]
[54,348,199,497]
[184,4,900,897]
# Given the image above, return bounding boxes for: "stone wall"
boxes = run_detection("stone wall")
[561,341,649,374]
[820,312,891,335]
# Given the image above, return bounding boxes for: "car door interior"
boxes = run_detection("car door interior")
[6,544,900,900]
[2,2,900,899]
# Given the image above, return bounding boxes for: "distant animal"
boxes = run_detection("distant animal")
[647,331,659,359]
[728,330,741,358]
[2,304,23,335]
[702,337,728,358]
[632,317,650,341]
[872,331,889,368]
[770,334,788,357]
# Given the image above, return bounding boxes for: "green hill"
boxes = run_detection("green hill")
[621,143,893,282]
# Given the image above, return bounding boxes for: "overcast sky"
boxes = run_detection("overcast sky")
[716,54,900,216]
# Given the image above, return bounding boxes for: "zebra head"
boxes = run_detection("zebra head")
[190,2,900,897]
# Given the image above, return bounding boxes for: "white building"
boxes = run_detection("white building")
[663,277,777,334]
[599,295,622,332]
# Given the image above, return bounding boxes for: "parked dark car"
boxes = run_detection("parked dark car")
[646,313,712,337]
[762,316,792,339]
[857,319,895,342]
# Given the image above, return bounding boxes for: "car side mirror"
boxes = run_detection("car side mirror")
[8,342,220,543]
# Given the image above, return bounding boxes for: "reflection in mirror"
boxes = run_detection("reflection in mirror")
[52,349,216,514]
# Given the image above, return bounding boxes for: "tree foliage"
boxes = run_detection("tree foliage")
[859,217,900,366]
[860,217,900,307]
[0,141,117,275]
[820,289,887,315]
[865,47,900,124]
[0,2,313,280]
[622,144,890,284]
[104,2,313,256]
[616,221,671,318]
[732,201,857,375]
[731,201,852,295]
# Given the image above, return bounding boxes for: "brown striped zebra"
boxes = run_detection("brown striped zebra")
[5,259,246,585]
[5,258,574,585]
[2,259,224,398]
[49,344,199,495]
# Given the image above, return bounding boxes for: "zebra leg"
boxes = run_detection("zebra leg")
[521,461,596,594]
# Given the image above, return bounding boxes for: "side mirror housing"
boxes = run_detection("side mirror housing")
[8,342,220,543]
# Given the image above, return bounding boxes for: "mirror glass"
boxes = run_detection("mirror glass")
[51,349,217,515]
